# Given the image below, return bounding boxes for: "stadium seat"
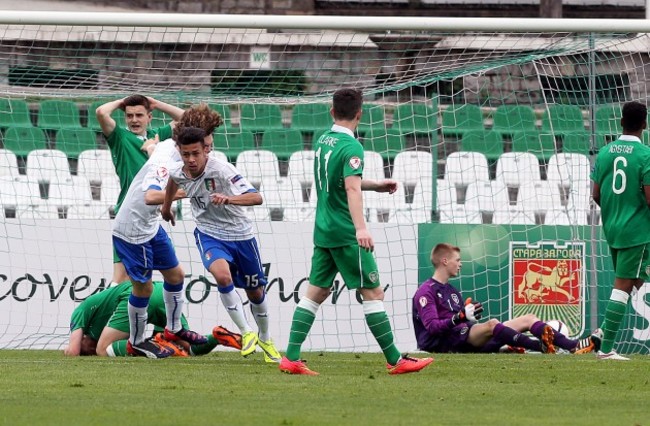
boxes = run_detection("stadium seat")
[235,150,281,188]
[547,153,591,189]
[47,176,93,207]
[464,180,510,216]
[516,180,563,216]
[209,150,229,163]
[595,104,622,138]
[150,108,173,129]
[3,126,47,157]
[283,205,316,222]
[0,176,42,207]
[0,149,20,178]
[439,204,482,224]
[541,104,585,135]
[287,150,315,186]
[239,104,283,133]
[459,130,504,161]
[495,152,541,187]
[364,183,407,212]
[12,204,61,220]
[357,104,387,137]
[290,103,332,134]
[386,205,430,224]
[392,151,433,188]
[66,202,112,219]
[492,208,535,225]
[434,178,455,219]
[0,99,33,129]
[207,104,232,129]
[77,149,117,184]
[37,100,82,130]
[444,151,489,187]
[308,181,318,206]
[566,184,591,225]
[260,178,303,209]
[441,104,484,137]
[260,129,304,160]
[491,105,537,136]
[99,174,121,206]
[86,101,126,131]
[511,131,556,161]
[561,132,591,155]
[361,129,406,161]
[391,103,437,135]
[213,129,256,160]
[362,150,387,181]
[544,210,588,226]
[56,128,98,159]
[244,206,271,221]
[26,149,73,183]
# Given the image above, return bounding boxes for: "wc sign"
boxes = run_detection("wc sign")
[250,46,270,69]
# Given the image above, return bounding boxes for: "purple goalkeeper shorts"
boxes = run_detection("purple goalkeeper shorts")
[437,323,475,353]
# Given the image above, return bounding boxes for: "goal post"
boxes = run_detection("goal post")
[1,12,649,354]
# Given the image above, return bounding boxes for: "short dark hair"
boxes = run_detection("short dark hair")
[176,127,207,146]
[621,101,647,133]
[431,243,461,267]
[332,88,363,121]
[122,94,150,111]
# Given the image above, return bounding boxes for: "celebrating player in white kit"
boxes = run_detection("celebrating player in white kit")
[112,137,207,358]
[161,126,281,363]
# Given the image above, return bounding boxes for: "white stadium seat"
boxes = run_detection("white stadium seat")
[495,152,540,187]
[362,150,386,181]
[66,202,112,219]
[26,149,72,183]
[283,205,316,222]
[516,180,563,216]
[464,180,510,214]
[260,178,304,209]
[0,149,20,178]
[287,150,315,186]
[47,176,93,207]
[444,151,489,187]
[547,153,590,189]
[235,150,281,188]
[392,151,433,188]
[77,149,118,184]
[210,150,229,163]
[0,176,42,207]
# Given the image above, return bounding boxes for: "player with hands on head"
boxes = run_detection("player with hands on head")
[279,87,433,376]
[162,126,281,364]
[412,243,601,355]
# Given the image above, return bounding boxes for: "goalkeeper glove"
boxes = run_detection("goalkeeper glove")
[451,298,484,325]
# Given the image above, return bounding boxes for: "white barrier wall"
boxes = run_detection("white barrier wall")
[0,220,421,353]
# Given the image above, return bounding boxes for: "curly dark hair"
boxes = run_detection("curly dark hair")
[173,103,224,141]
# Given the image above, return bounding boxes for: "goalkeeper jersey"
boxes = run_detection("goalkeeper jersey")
[312,125,365,248]
[168,156,257,241]
[591,135,650,249]
[112,139,177,244]
[106,124,173,213]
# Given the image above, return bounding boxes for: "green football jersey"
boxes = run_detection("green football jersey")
[591,135,650,249]
[106,125,173,212]
[69,282,132,341]
[313,126,365,248]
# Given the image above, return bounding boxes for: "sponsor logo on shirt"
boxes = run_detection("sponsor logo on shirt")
[204,178,216,192]
[419,296,427,308]
[349,156,361,170]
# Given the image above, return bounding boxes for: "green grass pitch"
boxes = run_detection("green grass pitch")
[0,350,648,426]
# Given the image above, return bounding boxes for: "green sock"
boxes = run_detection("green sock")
[110,339,129,357]
[190,335,219,356]
[286,307,316,361]
[365,311,401,366]
[600,291,628,354]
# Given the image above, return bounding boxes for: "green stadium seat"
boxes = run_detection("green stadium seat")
[239,104,283,132]
[4,126,47,156]
[391,103,438,135]
[86,101,126,131]
[491,105,537,136]
[562,132,591,155]
[0,99,33,129]
[541,104,585,135]
[460,130,504,161]
[357,104,387,137]
[37,100,82,130]
[290,103,332,133]
[260,129,304,160]
[150,109,173,129]
[441,104,484,137]
[361,128,406,161]
[511,131,556,160]
[56,128,98,159]
[213,129,256,160]
[595,104,622,137]
[206,104,232,129]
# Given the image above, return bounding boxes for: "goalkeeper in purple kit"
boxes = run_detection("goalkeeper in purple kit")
[413,243,600,354]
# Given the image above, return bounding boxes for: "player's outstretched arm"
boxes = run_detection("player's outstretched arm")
[161,179,179,226]
[361,179,398,194]
[64,328,83,356]
[95,98,124,137]
[210,191,262,206]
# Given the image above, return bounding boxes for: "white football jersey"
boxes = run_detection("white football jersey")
[112,139,177,244]
[168,156,256,241]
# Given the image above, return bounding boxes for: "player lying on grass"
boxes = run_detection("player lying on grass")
[412,243,602,354]
[64,281,242,357]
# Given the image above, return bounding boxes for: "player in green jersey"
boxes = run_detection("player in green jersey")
[64,281,242,357]
[280,88,433,375]
[95,95,184,286]
[591,100,650,361]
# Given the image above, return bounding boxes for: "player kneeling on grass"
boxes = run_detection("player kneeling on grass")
[64,281,242,357]
[412,243,602,355]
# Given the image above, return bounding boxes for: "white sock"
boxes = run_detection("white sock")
[128,296,149,345]
[250,295,270,341]
[163,282,184,333]
[219,284,252,333]
[105,344,116,357]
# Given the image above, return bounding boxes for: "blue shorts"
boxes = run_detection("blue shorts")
[113,227,179,283]
[194,229,267,289]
